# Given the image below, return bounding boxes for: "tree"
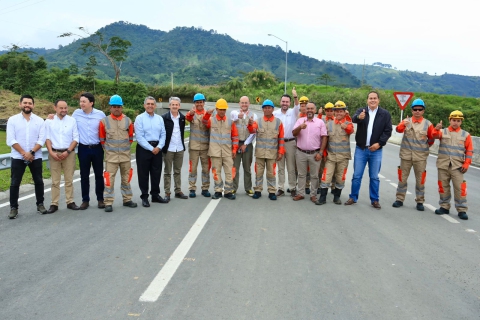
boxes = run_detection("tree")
[226,76,243,99]
[69,63,79,75]
[59,27,131,84]
[317,73,336,89]
[82,56,98,93]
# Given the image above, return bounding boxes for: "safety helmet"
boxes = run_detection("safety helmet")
[109,95,123,106]
[324,102,334,109]
[411,98,425,109]
[299,96,309,104]
[262,99,275,108]
[334,101,346,110]
[193,93,206,102]
[449,110,464,120]
[215,98,228,110]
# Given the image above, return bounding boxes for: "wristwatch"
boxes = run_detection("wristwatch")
[29,150,35,155]
[67,150,72,154]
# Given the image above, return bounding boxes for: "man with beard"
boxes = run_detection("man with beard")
[7,95,47,219]
[292,102,327,203]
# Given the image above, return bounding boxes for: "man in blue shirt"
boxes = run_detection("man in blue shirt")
[134,96,168,207]
[72,92,106,210]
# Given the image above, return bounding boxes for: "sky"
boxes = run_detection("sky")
[1,0,479,77]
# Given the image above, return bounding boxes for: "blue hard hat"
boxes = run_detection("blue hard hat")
[193,93,206,102]
[109,94,123,106]
[262,99,275,108]
[411,98,425,109]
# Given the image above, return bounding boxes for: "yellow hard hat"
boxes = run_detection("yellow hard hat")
[449,110,464,120]
[334,100,347,109]
[215,98,228,110]
[299,96,309,104]
[324,102,334,109]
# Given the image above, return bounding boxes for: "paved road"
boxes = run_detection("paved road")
[1,109,480,319]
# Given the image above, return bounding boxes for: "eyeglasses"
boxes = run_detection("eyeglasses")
[111,105,123,108]
[412,108,424,112]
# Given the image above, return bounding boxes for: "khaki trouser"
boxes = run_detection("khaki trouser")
[320,159,348,190]
[277,139,297,191]
[104,161,133,205]
[49,151,76,206]
[255,158,277,194]
[233,142,253,192]
[318,157,336,190]
[189,149,210,191]
[396,159,427,203]
[438,167,468,213]
[295,150,321,198]
[211,156,234,193]
[164,151,184,194]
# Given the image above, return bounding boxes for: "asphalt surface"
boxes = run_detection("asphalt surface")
[1,108,479,320]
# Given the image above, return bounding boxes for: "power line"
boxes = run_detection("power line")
[0,0,46,16]
[0,0,35,12]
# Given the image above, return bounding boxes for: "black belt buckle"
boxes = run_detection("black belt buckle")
[148,141,159,147]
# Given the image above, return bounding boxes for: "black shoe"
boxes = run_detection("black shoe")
[458,212,468,220]
[212,192,223,200]
[80,201,89,210]
[392,201,403,208]
[317,188,321,194]
[189,190,196,198]
[252,191,261,199]
[47,205,58,214]
[224,193,236,200]
[315,188,328,205]
[305,188,310,195]
[104,205,113,212]
[416,203,425,211]
[97,200,105,209]
[67,202,80,210]
[435,207,450,215]
[152,195,168,203]
[201,190,211,197]
[9,208,18,219]
[175,192,188,199]
[142,198,150,207]
[290,189,297,197]
[287,188,291,193]
[165,194,171,202]
[123,201,138,208]
[333,188,342,205]
[268,193,277,200]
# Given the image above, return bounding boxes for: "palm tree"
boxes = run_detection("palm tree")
[226,76,244,99]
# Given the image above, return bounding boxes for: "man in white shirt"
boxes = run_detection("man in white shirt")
[6,95,47,219]
[273,88,300,197]
[45,100,80,213]
[161,97,188,201]
[231,96,257,195]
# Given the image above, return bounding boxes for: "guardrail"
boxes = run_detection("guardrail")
[0,126,190,170]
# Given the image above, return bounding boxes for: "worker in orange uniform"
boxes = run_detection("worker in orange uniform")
[99,95,137,212]
[202,98,239,200]
[248,99,285,200]
[433,110,473,220]
[316,102,336,194]
[317,101,354,205]
[392,99,435,211]
[185,93,211,198]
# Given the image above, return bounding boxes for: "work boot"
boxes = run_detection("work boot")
[416,203,425,211]
[212,192,223,200]
[189,190,196,198]
[392,201,403,208]
[252,191,261,199]
[224,193,236,200]
[201,190,211,197]
[104,205,113,212]
[458,212,468,220]
[246,190,254,196]
[268,193,277,200]
[9,208,18,219]
[123,201,138,208]
[305,188,310,195]
[435,207,450,215]
[37,203,47,214]
[315,188,328,205]
[333,188,343,205]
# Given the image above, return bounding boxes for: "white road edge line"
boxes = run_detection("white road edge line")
[424,203,459,224]
[139,198,220,302]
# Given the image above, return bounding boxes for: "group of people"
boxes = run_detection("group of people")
[6,90,473,221]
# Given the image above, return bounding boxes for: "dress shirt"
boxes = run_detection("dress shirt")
[273,104,300,139]
[293,117,327,151]
[45,115,79,149]
[168,112,183,152]
[7,112,46,160]
[134,111,166,151]
[366,107,378,146]
[72,108,106,145]
[231,110,257,145]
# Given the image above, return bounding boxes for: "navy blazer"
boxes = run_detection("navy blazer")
[352,107,392,149]
[161,111,186,153]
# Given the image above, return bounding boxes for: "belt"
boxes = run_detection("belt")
[79,143,101,148]
[297,147,320,155]
[52,148,68,152]
[284,138,296,142]
[239,140,245,143]
[148,141,159,147]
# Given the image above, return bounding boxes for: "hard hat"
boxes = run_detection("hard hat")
[411,98,425,109]
[109,95,123,106]
[262,99,275,108]
[193,93,206,102]
[215,98,228,109]
[449,110,464,120]
[334,101,347,110]
[324,102,334,109]
[299,96,309,104]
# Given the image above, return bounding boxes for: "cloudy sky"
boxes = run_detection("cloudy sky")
[0,0,478,77]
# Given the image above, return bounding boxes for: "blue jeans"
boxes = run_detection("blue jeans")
[349,146,383,203]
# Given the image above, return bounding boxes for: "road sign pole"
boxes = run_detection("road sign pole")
[400,109,404,122]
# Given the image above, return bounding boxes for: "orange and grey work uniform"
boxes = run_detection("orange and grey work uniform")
[99,114,134,206]
[248,116,285,194]
[318,115,335,183]
[395,117,435,203]
[186,110,210,192]
[320,118,354,189]
[203,113,239,193]
[434,126,473,213]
